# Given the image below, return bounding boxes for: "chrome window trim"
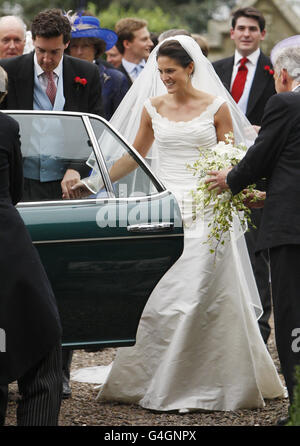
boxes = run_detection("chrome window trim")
[16,189,173,208]
[5,110,166,197]
[81,115,115,198]
[86,114,165,192]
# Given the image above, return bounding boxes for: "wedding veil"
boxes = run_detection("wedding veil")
[91,35,262,319]
[88,35,257,174]
[109,34,257,151]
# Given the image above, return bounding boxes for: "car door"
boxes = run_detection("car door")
[9,111,184,349]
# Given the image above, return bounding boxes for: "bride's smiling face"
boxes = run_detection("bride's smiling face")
[157,56,194,93]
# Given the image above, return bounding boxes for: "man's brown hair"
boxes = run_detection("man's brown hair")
[232,7,266,32]
[31,9,71,44]
[115,18,148,54]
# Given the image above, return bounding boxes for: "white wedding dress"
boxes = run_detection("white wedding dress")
[97,96,286,411]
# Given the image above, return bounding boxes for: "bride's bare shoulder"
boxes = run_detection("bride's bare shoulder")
[195,90,217,104]
[150,95,169,108]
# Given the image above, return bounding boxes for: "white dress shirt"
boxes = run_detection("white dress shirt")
[122,58,145,81]
[230,48,261,114]
[34,53,63,92]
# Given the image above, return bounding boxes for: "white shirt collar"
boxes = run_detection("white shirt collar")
[34,52,63,78]
[292,84,300,92]
[122,57,145,75]
[234,48,261,66]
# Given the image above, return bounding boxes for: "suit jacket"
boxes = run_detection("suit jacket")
[0,112,61,384]
[213,52,276,125]
[117,62,133,87]
[95,59,129,120]
[227,91,300,251]
[0,52,103,115]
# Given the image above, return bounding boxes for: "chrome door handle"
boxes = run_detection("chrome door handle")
[127,222,174,233]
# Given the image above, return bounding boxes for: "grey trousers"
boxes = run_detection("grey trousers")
[0,342,62,426]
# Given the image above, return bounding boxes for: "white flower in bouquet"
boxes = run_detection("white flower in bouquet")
[187,132,257,253]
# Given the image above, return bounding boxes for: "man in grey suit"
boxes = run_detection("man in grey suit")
[213,7,276,345]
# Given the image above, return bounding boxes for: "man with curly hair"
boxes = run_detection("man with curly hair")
[0,9,103,201]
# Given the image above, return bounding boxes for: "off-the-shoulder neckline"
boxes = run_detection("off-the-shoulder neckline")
[145,96,225,125]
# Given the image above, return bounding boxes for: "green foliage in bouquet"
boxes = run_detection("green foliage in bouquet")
[288,366,300,426]
[187,133,257,254]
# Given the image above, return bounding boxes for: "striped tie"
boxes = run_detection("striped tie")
[45,71,57,106]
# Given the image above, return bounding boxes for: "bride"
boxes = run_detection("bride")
[72,36,285,411]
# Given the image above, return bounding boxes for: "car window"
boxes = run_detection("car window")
[90,118,159,198]
[10,114,108,202]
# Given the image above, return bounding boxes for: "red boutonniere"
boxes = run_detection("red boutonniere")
[264,65,274,75]
[74,76,88,88]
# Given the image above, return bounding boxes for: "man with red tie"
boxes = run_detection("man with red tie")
[213,7,275,125]
[213,7,276,346]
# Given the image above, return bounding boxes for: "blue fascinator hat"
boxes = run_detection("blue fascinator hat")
[70,14,118,51]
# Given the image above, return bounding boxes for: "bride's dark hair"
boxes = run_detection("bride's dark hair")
[156,40,193,68]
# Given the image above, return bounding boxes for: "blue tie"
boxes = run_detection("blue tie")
[133,64,144,79]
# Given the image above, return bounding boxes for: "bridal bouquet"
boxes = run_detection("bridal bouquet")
[187,133,256,253]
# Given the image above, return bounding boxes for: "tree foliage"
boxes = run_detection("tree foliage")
[88,2,183,34]
[0,0,79,23]
[91,0,237,33]
[0,0,237,32]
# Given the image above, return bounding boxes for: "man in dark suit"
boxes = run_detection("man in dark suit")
[0,8,103,201]
[213,7,275,344]
[0,65,62,426]
[207,46,300,412]
[0,8,103,401]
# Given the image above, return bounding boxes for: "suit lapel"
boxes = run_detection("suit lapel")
[246,53,271,117]
[117,63,133,86]
[218,57,234,92]
[15,53,35,109]
[62,55,75,110]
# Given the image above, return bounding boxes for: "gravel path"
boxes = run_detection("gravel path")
[4,318,289,426]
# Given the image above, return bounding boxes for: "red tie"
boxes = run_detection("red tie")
[45,71,57,106]
[231,57,248,103]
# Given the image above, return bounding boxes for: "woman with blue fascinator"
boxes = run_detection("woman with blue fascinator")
[66,13,129,120]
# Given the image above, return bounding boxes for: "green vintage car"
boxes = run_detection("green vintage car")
[8,111,184,350]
